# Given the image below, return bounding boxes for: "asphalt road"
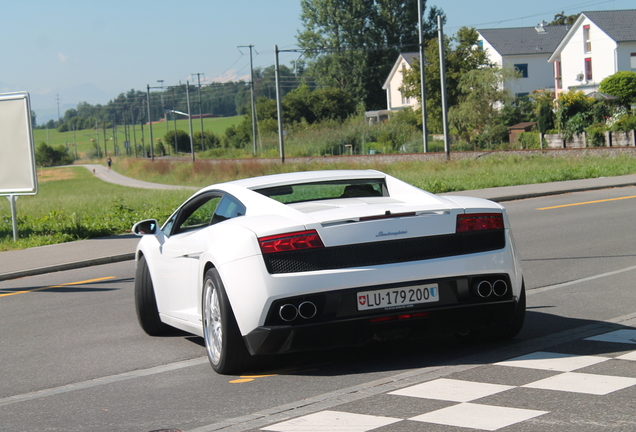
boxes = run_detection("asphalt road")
[1,187,635,432]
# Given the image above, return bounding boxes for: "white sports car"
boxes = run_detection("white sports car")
[133,170,525,374]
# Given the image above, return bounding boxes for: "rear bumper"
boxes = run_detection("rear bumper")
[243,300,517,355]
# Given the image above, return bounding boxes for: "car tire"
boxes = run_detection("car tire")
[135,255,171,336]
[496,281,526,340]
[455,280,526,343]
[202,268,252,374]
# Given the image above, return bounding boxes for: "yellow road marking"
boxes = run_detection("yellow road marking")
[0,276,116,298]
[229,374,276,384]
[537,195,636,210]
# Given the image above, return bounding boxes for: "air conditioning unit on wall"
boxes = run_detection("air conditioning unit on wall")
[576,73,584,81]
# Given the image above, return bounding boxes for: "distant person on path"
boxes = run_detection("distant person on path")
[107,157,112,171]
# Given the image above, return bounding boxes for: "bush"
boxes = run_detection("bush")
[599,71,636,108]
[563,112,592,142]
[585,124,606,147]
[610,115,636,132]
[35,142,74,166]
[193,131,221,151]
[164,130,191,153]
[518,132,540,149]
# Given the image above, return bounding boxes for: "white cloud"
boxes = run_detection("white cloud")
[58,52,70,63]
[208,70,250,84]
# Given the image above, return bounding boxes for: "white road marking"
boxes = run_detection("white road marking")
[528,264,636,295]
[262,410,401,432]
[409,403,548,431]
[585,329,636,345]
[0,357,208,408]
[495,351,610,372]
[388,378,514,403]
[522,372,636,395]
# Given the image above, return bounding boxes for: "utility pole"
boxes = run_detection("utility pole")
[192,73,205,151]
[171,87,177,152]
[131,105,137,157]
[146,84,154,161]
[239,45,258,154]
[56,94,62,122]
[418,0,428,152]
[72,123,77,159]
[186,81,195,162]
[140,101,146,158]
[95,119,100,158]
[274,45,285,163]
[438,15,450,160]
[112,114,117,156]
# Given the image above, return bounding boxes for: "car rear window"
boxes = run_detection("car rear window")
[255,179,386,204]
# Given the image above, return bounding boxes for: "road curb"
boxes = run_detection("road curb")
[0,253,135,282]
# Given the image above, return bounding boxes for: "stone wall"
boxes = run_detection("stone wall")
[545,131,635,148]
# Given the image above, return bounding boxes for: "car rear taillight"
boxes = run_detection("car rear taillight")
[456,213,504,232]
[259,230,325,254]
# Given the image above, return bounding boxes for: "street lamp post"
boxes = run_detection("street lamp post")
[166,106,195,163]
[158,79,168,134]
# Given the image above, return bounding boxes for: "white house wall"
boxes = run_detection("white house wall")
[386,59,417,110]
[479,35,555,96]
[616,41,636,72]
[559,17,618,92]
[500,54,554,95]
[480,37,503,67]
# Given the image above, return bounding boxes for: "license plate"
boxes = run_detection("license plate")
[357,284,439,310]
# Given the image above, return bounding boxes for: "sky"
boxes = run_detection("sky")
[3,0,634,124]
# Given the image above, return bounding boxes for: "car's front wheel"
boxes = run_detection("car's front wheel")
[135,255,171,336]
[202,268,251,374]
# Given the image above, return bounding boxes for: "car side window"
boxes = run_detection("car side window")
[211,194,246,225]
[166,192,245,236]
[171,193,222,235]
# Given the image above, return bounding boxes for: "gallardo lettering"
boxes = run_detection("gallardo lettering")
[376,230,407,238]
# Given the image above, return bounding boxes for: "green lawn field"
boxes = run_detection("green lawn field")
[32,115,244,158]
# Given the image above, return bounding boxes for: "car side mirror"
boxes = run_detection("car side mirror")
[132,219,159,236]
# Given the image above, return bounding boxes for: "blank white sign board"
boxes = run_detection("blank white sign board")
[0,92,38,195]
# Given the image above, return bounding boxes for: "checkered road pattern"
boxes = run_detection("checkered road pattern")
[261,329,636,432]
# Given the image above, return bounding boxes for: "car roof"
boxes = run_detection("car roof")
[214,170,387,191]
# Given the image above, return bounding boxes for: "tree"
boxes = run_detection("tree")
[194,131,221,151]
[549,12,579,25]
[537,100,554,137]
[599,71,636,109]
[555,90,594,130]
[554,90,595,142]
[35,142,74,167]
[282,85,357,124]
[308,87,357,121]
[448,66,517,143]
[400,26,491,133]
[164,130,191,153]
[297,0,444,110]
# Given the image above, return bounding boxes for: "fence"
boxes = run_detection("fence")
[544,131,636,148]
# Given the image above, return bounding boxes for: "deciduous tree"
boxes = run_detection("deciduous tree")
[599,71,636,109]
[400,26,491,133]
[448,66,517,143]
[297,0,444,110]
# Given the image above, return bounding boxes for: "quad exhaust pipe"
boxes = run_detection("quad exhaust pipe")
[472,279,508,299]
[279,301,317,322]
